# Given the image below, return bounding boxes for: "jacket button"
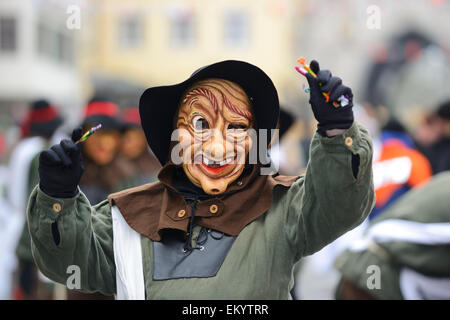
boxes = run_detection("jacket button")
[52,203,62,213]
[345,137,353,147]
[209,204,218,214]
[177,209,186,218]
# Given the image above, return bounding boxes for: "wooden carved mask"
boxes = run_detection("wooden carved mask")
[176,79,254,195]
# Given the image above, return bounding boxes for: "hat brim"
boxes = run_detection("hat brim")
[121,122,141,132]
[139,60,280,165]
[82,115,122,131]
[29,116,64,137]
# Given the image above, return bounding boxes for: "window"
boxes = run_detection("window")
[0,17,17,52]
[37,22,74,65]
[224,11,250,48]
[57,32,74,64]
[169,9,195,47]
[118,15,144,49]
[37,23,54,57]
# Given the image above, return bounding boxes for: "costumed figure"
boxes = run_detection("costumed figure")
[27,60,374,299]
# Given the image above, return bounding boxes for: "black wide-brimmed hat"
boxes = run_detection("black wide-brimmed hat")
[139,60,280,165]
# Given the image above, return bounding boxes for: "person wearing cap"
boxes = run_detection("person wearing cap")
[9,99,63,299]
[119,107,161,186]
[26,60,374,299]
[65,97,136,300]
[76,97,136,207]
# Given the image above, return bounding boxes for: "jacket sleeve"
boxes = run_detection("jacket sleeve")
[27,186,116,295]
[16,154,41,262]
[284,121,375,260]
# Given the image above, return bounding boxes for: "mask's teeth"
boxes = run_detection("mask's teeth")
[203,156,234,167]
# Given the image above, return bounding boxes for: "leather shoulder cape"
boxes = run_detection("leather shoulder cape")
[108,163,300,241]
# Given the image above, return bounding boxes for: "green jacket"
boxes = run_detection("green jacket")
[27,122,374,299]
[334,171,450,300]
[16,153,41,262]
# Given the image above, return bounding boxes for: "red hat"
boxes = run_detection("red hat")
[82,97,121,130]
[122,107,141,129]
[22,100,64,138]
[0,132,5,157]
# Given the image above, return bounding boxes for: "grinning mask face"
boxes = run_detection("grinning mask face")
[176,79,254,195]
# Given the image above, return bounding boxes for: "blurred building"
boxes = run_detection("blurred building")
[79,0,450,125]
[0,0,83,127]
[79,0,301,109]
[2,0,450,141]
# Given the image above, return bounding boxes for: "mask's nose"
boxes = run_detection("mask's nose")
[204,129,225,160]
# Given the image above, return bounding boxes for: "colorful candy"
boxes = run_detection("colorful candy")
[302,84,310,93]
[75,124,102,144]
[297,57,318,78]
[295,57,345,108]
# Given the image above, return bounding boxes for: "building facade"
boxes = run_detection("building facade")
[0,0,82,128]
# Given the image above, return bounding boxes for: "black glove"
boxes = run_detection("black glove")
[39,127,85,198]
[305,60,354,135]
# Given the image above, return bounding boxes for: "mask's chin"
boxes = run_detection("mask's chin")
[182,163,245,195]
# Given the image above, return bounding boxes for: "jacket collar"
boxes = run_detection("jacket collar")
[108,162,299,241]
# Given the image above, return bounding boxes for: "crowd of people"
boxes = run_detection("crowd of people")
[291,100,450,300]
[0,97,160,299]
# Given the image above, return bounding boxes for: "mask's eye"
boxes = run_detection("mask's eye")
[192,115,209,130]
[227,123,247,130]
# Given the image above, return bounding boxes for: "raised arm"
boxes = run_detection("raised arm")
[27,128,116,295]
[285,60,375,259]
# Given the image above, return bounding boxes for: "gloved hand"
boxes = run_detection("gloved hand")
[39,127,85,198]
[305,60,354,135]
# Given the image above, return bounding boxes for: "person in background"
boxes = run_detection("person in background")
[415,100,450,174]
[13,100,64,299]
[0,132,15,299]
[65,97,134,300]
[119,107,160,186]
[370,117,432,220]
[334,171,450,300]
[77,97,135,206]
